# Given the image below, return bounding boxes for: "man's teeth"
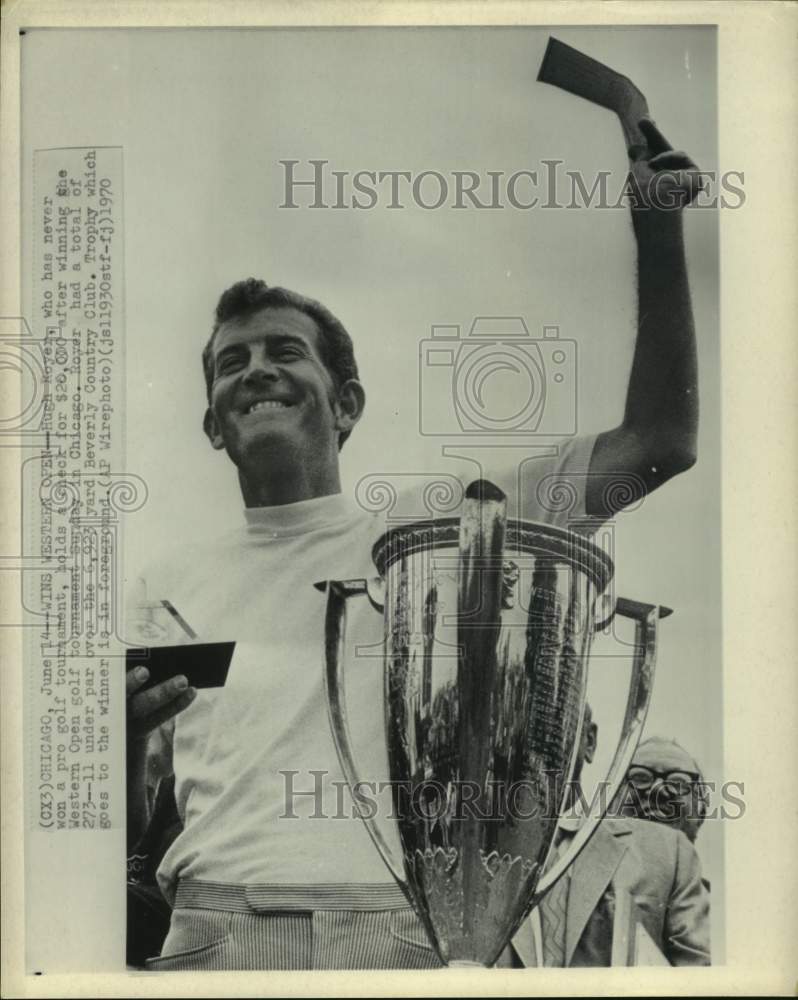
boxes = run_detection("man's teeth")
[248,401,289,413]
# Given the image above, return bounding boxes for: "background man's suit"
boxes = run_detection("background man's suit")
[512,816,711,967]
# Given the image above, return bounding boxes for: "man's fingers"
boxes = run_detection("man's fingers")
[649,150,696,172]
[127,674,190,721]
[126,665,150,696]
[646,169,704,208]
[638,117,673,156]
[131,687,197,735]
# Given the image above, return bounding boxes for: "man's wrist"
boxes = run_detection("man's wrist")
[633,208,686,253]
[127,734,149,771]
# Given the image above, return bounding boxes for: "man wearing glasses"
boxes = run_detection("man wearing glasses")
[508,709,711,967]
[622,737,708,846]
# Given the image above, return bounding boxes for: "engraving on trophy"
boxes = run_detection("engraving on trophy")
[479,849,537,880]
[501,560,520,609]
[409,846,459,875]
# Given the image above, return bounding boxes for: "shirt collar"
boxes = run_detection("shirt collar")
[244,492,358,537]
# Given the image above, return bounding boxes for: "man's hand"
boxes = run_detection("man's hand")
[127,665,196,743]
[628,118,703,226]
[126,666,195,846]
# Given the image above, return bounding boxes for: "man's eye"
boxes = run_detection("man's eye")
[275,347,302,360]
[217,356,245,375]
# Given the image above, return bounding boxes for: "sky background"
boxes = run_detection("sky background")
[22,24,722,957]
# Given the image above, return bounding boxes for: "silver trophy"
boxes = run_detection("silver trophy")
[323,481,667,967]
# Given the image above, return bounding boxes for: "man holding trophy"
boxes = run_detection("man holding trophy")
[126,42,706,970]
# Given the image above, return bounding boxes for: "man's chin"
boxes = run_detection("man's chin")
[224,427,300,463]
[644,810,685,831]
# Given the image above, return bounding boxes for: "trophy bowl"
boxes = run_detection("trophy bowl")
[323,481,663,967]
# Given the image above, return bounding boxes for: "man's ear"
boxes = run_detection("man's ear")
[333,379,366,435]
[584,722,598,765]
[203,407,226,451]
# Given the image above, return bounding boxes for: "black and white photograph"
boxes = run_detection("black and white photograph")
[2,2,796,995]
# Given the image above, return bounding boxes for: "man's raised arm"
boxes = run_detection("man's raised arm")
[586,118,701,518]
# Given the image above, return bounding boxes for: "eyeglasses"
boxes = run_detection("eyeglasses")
[626,765,701,796]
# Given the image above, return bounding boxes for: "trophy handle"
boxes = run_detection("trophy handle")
[534,597,666,897]
[321,577,412,896]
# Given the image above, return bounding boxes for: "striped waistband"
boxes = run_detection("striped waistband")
[174,880,410,913]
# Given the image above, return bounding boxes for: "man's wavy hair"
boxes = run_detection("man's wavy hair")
[202,278,361,448]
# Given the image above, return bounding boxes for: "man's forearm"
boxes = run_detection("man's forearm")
[625,211,698,488]
[586,210,698,515]
[585,122,702,517]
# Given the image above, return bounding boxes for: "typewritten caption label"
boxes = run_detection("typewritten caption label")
[26,148,127,832]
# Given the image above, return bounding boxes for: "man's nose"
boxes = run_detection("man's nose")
[648,777,675,799]
[243,351,279,383]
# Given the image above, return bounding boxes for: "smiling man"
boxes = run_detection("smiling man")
[201,290,365,508]
[125,119,704,970]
